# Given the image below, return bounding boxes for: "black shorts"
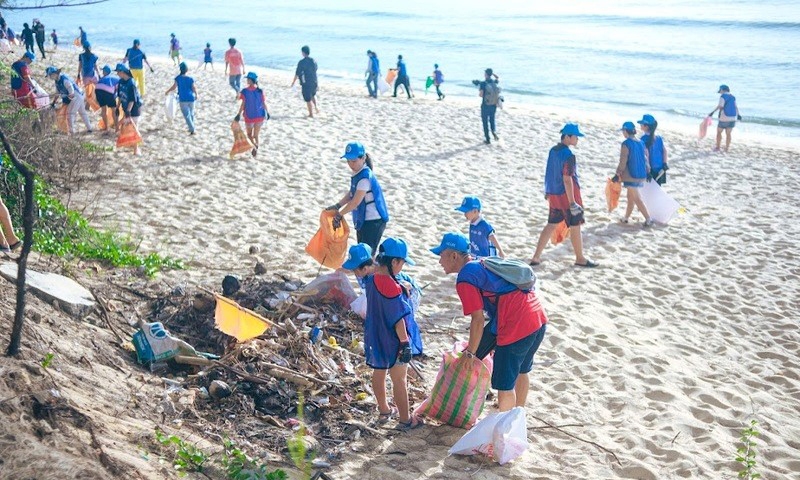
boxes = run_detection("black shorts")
[356,219,386,253]
[548,207,584,226]
[301,83,317,102]
[95,90,116,108]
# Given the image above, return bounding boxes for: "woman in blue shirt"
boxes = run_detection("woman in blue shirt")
[615,121,653,227]
[76,42,100,86]
[637,114,669,185]
[235,72,268,157]
[165,62,197,135]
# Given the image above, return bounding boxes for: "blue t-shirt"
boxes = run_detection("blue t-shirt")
[125,47,147,69]
[623,138,648,179]
[174,75,196,102]
[203,48,212,62]
[469,218,496,257]
[370,56,380,74]
[640,134,665,171]
[79,52,98,78]
[433,69,443,84]
[397,60,407,77]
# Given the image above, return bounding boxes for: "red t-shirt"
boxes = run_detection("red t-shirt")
[548,156,582,209]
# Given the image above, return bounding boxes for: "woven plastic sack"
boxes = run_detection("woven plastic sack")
[55,104,68,133]
[449,406,528,465]
[305,210,350,269]
[605,177,621,212]
[414,342,492,428]
[229,121,254,159]
[83,83,100,111]
[550,221,569,245]
[116,119,143,149]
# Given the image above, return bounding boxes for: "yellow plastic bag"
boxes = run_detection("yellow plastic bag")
[305,210,350,268]
[605,177,622,212]
[116,119,142,149]
[214,294,272,342]
[550,221,569,245]
[229,121,254,159]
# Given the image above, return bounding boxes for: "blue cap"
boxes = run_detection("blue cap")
[342,243,372,270]
[133,39,140,45]
[621,121,636,131]
[560,123,584,137]
[430,232,470,255]
[341,142,365,160]
[102,65,111,75]
[45,66,58,76]
[718,84,730,93]
[23,51,35,61]
[114,63,129,73]
[245,71,258,82]
[379,237,415,266]
[455,196,482,213]
[637,114,656,126]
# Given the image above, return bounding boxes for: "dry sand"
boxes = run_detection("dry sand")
[12,46,800,478]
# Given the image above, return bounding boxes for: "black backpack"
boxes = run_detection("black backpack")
[10,62,23,90]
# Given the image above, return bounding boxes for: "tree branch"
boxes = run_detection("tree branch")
[2,0,109,10]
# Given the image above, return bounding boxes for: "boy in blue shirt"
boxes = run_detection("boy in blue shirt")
[455,196,505,258]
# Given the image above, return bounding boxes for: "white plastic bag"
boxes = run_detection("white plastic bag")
[378,77,390,95]
[640,181,679,224]
[350,292,367,319]
[449,407,528,465]
[164,93,178,123]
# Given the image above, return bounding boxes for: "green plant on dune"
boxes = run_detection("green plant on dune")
[735,419,761,479]
[221,437,287,480]
[287,393,313,479]
[154,428,209,477]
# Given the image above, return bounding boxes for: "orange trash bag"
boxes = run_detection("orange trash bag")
[55,104,69,133]
[229,121,254,159]
[605,177,622,212]
[550,221,569,245]
[73,37,81,47]
[305,210,350,269]
[97,108,123,130]
[116,119,143,149]
[83,83,100,112]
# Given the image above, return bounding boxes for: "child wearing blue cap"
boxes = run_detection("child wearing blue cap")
[456,196,505,258]
[327,142,390,252]
[616,122,654,227]
[95,65,119,132]
[637,114,668,185]
[529,123,598,267]
[362,237,424,430]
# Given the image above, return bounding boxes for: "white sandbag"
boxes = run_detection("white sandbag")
[164,93,178,123]
[350,292,366,319]
[640,181,679,224]
[449,407,529,465]
[29,79,50,110]
[378,77,390,95]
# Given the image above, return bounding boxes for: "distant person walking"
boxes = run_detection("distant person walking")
[433,63,444,100]
[115,63,143,155]
[21,23,34,54]
[169,33,182,65]
[638,114,669,185]
[10,52,36,109]
[616,121,653,227]
[392,55,412,99]
[202,43,213,70]
[709,84,741,153]
[50,29,58,51]
[46,66,92,135]
[33,19,45,59]
[529,123,598,268]
[365,50,379,98]
[479,68,501,144]
[290,45,319,117]
[123,39,154,97]
[95,65,119,133]
[224,38,245,96]
[236,72,269,157]
[165,62,197,135]
[77,42,100,85]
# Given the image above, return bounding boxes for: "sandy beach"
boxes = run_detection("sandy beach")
[5,44,800,479]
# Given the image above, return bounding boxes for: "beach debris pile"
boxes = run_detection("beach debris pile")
[144,272,427,462]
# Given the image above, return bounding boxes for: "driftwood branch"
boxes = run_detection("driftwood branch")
[529,414,621,466]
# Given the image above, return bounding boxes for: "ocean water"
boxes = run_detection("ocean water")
[8,0,800,144]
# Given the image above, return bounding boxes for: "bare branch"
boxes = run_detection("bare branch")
[2,0,109,10]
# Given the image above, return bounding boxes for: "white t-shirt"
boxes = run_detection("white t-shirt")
[353,168,380,220]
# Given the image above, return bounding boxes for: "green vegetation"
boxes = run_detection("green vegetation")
[222,438,287,480]
[287,394,313,479]
[155,428,209,477]
[735,420,761,479]
[2,155,182,277]
[40,352,54,369]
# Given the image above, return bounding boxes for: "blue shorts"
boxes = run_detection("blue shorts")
[623,181,643,188]
[718,121,736,129]
[491,324,547,391]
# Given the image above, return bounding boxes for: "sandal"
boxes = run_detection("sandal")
[8,241,22,252]
[528,260,541,267]
[377,406,398,422]
[574,260,599,268]
[395,416,424,432]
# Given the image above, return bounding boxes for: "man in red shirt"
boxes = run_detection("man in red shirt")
[431,232,548,412]
[11,52,36,108]
[224,37,245,96]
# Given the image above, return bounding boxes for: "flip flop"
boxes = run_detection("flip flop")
[574,260,599,268]
[395,416,424,432]
[8,241,22,252]
[377,406,398,422]
[528,260,541,267]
